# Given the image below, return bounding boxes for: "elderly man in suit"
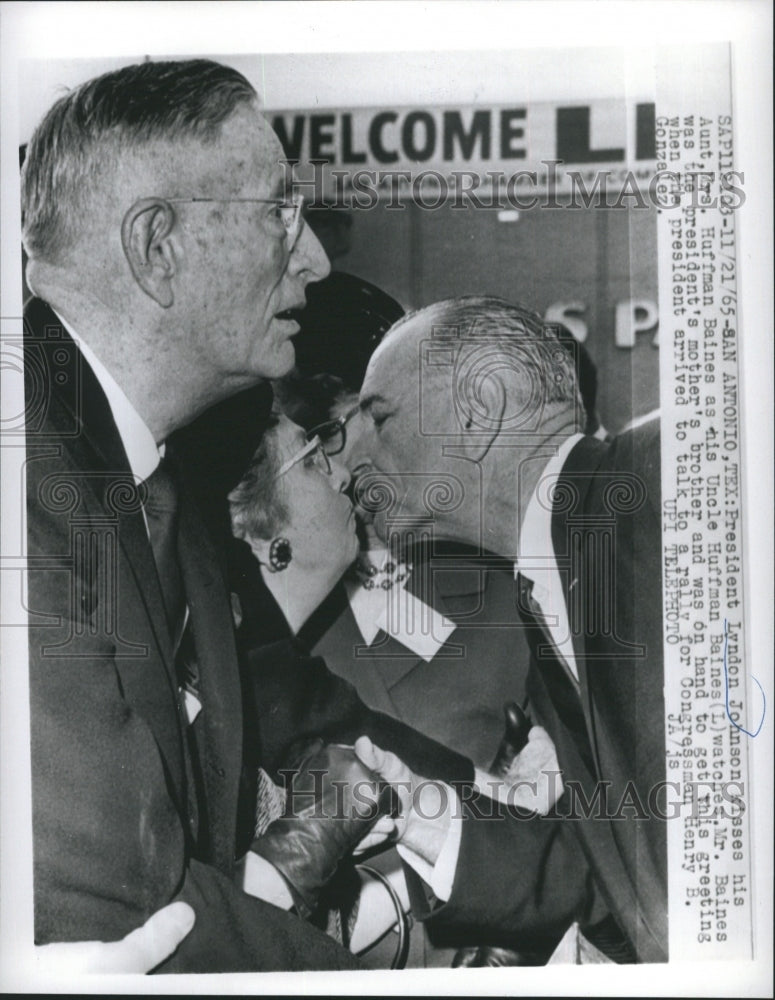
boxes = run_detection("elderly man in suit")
[351,295,666,963]
[22,57,431,973]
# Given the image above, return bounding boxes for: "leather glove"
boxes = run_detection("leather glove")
[251,740,400,918]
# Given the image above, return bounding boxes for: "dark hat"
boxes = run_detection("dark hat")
[170,381,275,543]
[292,271,405,392]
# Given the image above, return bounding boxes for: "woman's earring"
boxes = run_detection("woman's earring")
[268,537,292,571]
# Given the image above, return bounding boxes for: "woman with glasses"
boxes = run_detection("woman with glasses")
[167,277,470,799]
[229,412,359,636]
[215,271,459,800]
[224,409,477,963]
[224,409,472,787]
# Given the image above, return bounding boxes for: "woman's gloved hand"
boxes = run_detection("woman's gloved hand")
[250,740,400,918]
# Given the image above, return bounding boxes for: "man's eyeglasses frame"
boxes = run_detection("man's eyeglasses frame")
[163,191,305,249]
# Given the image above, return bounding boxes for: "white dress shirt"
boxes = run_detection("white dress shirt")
[71,329,162,485]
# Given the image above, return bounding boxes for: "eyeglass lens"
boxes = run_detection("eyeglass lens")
[310,421,345,456]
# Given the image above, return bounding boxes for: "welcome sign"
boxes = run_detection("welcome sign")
[267,99,659,202]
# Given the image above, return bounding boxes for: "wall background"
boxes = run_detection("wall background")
[319,198,658,433]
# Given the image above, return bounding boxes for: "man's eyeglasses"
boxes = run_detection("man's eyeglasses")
[164,191,304,249]
[274,434,332,480]
[307,404,361,457]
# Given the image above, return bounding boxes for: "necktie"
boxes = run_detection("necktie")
[144,456,203,847]
[518,572,594,773]
[143,456,186,653]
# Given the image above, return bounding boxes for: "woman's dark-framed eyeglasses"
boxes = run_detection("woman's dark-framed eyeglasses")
[273,434,332,480]
[307,404,361,457]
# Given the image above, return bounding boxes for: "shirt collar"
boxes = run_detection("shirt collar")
[57,313,162,482]
[345,548,456,661]
[346,548,409,645]
[516,433,585,578]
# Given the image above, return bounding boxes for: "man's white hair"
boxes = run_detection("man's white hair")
[21,58,256,263]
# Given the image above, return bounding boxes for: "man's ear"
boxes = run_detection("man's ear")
[121,198,178,308]
[458,373,507,462]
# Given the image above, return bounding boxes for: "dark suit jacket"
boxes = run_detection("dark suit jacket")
[23,298,358,971]
[302,545,531,770]
[415,425,667,963]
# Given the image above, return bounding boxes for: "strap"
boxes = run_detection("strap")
[353,864,412,969]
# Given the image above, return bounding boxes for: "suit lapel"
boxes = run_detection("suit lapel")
[551,434,609,776]
[25,299,186,803]
[517,573,596,774]
[29,300,177,681]
[357,601,426,690]
[359,545,476,688]
[177,484,243,868]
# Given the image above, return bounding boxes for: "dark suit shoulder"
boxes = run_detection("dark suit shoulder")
[610,414,660,467]
[605,415,661,517]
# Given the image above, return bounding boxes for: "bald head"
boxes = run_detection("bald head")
[353,296,584,549]
[365,295,583,436]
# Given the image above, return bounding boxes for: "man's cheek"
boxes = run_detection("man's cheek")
[398,484,424,520]
[372,511,389,545]
[372,441,403,477]
[383,478,419,526]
